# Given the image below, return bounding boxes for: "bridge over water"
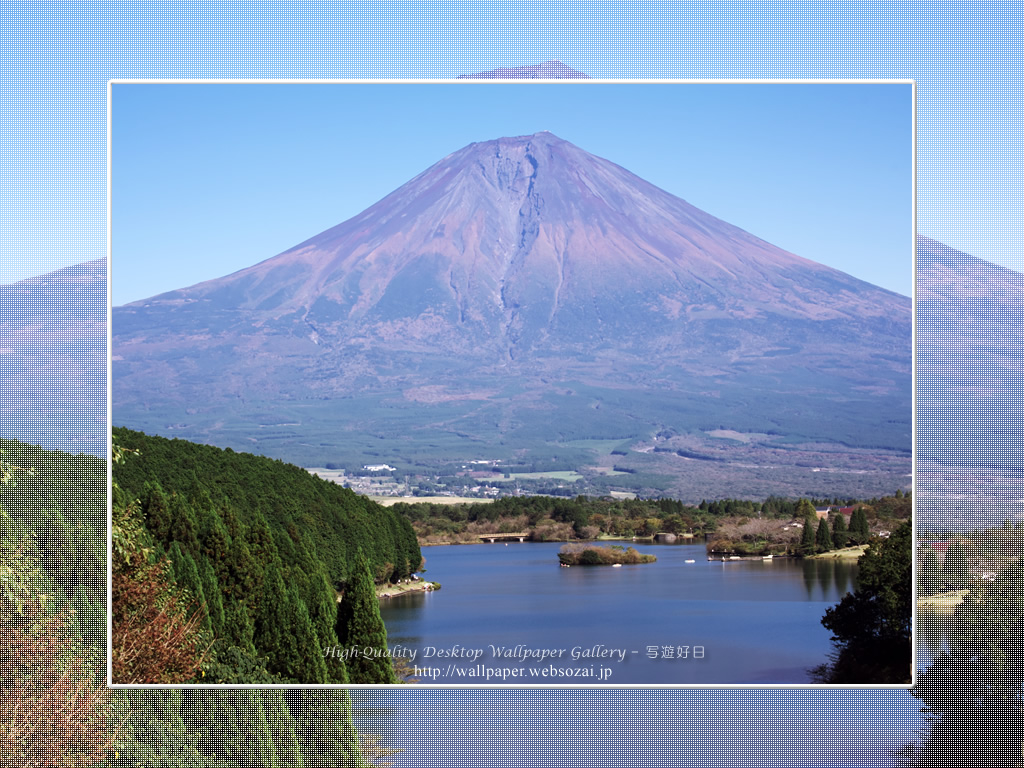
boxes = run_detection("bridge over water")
[477,532,530,543]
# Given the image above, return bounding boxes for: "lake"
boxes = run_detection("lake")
[379,541,860,685]
[358,541,927,766]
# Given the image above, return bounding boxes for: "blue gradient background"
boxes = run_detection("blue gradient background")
[3,3,1016,766]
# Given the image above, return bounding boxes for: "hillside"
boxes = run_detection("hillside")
[112,427,421,684]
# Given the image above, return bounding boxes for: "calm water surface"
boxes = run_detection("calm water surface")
[379,541,859,685]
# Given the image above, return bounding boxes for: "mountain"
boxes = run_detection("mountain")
[458,60,589,78]
[1,259,107,456]
[113,133,911,499]
[916,235,1024,528]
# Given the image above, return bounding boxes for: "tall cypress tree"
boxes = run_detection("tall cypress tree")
[196,555,225,638]
[286,689,365,767]
[922,548,942,596]
[335,551,398,684]
[255,560,328,683]
[799,504,818,555]
[816,517,834,553]
[832,512,848,548]
[180,688,301,768]
[942,539,971,591]
[849,507,870,544]
[167,541,210,634]
[113,689,209,767]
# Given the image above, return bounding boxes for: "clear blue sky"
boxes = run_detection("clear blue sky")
[111,81,911,305]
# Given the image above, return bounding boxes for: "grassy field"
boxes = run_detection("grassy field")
[491,470,584,483]
[918,589,969,609]
[372,495,492,507]
[807,545,869,560]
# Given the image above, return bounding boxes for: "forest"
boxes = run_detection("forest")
[111,427,422,685]
[1,438,387,766]
[394,491,912,556]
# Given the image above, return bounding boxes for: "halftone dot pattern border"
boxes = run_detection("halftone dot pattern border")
[3,1,1023,766]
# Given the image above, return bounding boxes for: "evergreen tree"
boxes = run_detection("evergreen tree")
[848,506,870,544]
[942,539,972,591]
[112,689,208,768]
[795,498,816,520]
[816,517,834,552]
[167,490,199,551]
[196,555,225,638]
[831,512,848,549]
[141,482,173,544]
[912,560,1024,765]
[335,552,398,684]
[800,516,817,555]
[180,688,302,768]
[168,541,211,634]
[815,522,913,683]
[286,689,366,767]
[921,548,942,597]
[255,561,328,683]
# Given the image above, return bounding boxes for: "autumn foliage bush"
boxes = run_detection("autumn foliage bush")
[111,485,211,684]
[0,534,113,767]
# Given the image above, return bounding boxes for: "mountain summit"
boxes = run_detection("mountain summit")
[114,133,911,497]
[458,60,589,78]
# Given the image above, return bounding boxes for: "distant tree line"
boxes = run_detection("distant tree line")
[395,491,911,553]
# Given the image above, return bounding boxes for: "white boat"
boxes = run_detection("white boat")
[612,563,622,568]
[762,554,774,560]
[685,559,696,563]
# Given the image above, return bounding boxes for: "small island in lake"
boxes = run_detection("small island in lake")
[558,543,657,566]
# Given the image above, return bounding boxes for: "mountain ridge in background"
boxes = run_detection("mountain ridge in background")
[916,235,1024,529]
[1,258,106,456]
[113,132,911,500]
[457,60,590,79]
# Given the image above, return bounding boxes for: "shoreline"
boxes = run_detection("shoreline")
[376,578,440,599]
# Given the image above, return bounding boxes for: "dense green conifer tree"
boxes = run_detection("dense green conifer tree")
[800,515,817,555]
[942,539,972,591]
[816,522,912,683]
[285,689,366,767]
[255,560,328,682]
[141,482,173,544]
[180,688,302,768]
[168,541,210,634]
[196,555,226,637]
[112,689,208,767]
[167,490,199,551]
[831,512,848,548]
[848,507,870,544]
[335,552,398,684]
[921,548,942,596]
[816,517,834,552]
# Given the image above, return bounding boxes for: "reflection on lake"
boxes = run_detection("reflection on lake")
[379,541,862,685]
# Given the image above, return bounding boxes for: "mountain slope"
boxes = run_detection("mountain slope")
[458,60,590,78]
[113,133,910,497]
[1,259,106,455]
[916,235,1024,528]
